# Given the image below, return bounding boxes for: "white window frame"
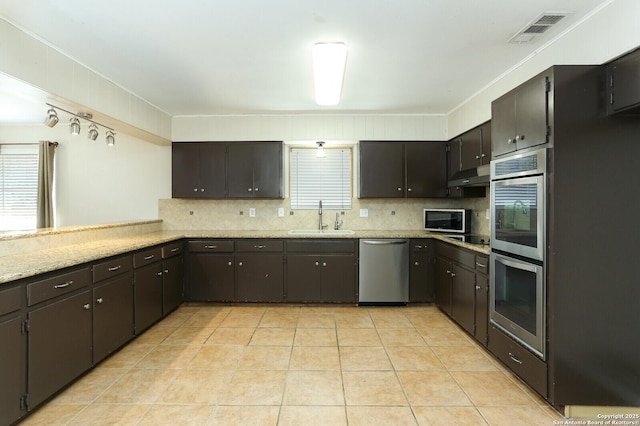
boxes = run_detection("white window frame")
[0,143,39,231]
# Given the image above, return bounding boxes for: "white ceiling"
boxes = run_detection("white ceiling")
[0,0,612,124]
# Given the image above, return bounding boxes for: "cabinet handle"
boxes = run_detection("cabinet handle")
[475,285,481,290]
[171,247,179,253]
[193,188,198,192]
[475,262,486,268]
[201,188,205,192]
[515,134,524,141]
[322,262,327,267]
[315,261,320,266]
[96,297,103,304]
[248,188,253,192]
[83,304,91,310]
[144,254,155,260]
[157,271,163,276]
[407,188,412,192]
[414,261,420,266]
[397,187,402,191]
[238,262,243,267]
[507,138,513,144]
[481,153,486,158]
[254,245,266,249]
[164,269,169,274]
[54,280,73,289]
[228,261,233,266]
[475,155,480,159]
[204,245,217,249]
[415,245,423,249]
[446,270,451,275]
[450,273,456,277]
[254,187,259,192]
[108,265,121,272]
[508,352,523,365]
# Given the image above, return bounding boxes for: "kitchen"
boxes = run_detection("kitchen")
[1,0,640,425]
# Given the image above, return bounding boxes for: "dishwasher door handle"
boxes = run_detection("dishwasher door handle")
[361,240,408,245]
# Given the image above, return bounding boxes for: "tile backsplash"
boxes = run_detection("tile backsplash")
[159,197,490,235]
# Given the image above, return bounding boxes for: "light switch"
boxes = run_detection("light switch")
[360,209,369,218]
[278,207,285,217]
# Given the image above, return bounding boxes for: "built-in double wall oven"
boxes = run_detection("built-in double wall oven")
[490,147,547,359]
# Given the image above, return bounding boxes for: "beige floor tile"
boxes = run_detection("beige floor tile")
[335,313,375,329]
[68,404,150,425]
[452,371,538,406]
[283,371,345,405]
[386,346,446,371]
[405,312,442,328]
[417,326,474,346]
[300,306,337,314]
[278,406,347,426]
[397,371,473,406]
[297,313,336,328]
[238,345,292,370]
[412,406,488,425]
[343,371,408,406]
[157,369,232,404]
[220,370,286,405]
[156,311,192,328]
[477,405,558,426]
[138,404,215,425]
[187,345,245,370]
[250,327,296,345]
[369,312,414,329]
[294,328,338,346]
[339,346,393,371]
[337,328,381,346]
[210,405,279,425]
[229,305,267,314]
[432,346,498,371]
[347,406,417,426]
[96,369,180,404]
[181,310,229,327]
[98,343,155,369]
[134,344,199,369]
[132,325,177,345]
[421,314,457,328]
[289,346,340,370]
[377,328,427,346]
[51,368,126,404]
[258,313,299,328]
[161,326,215,345]
[205,327,255,345]
[20,404,86,425]
[219,312,263,328]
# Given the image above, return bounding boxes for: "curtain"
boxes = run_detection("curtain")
[36,140,57,228]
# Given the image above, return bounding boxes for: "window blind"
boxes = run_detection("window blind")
[290,148,352,210]
[0,144,39,231]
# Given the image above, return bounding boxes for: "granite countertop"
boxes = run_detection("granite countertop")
[0,229,489,285]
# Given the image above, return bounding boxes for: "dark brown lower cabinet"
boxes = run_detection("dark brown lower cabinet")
[188,253,235,301]
[236,254,284,302]
[450,263,476,336]
[0,311,24,425]
[162,255,184,314]
[93,274,134,364]
[27,290,93,409]
[134,262,163,334]
[286,254,356,303]
[409,239,435,302]
[474,256,489,346]
[434,256,452,314]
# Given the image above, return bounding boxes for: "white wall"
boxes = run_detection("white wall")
[0,125,171,227]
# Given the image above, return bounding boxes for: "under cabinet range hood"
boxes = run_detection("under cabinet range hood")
[448,164,490,187]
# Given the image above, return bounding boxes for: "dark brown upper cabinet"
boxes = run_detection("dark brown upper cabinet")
[606,47,640,115]
[447,121,490,198]
[227,142,283,199]
[172,142,226,198]
[359,141,447,198]
[491,73,549,158]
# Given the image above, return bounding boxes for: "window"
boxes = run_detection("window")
[0,144,39,231]
[290,147,352,210]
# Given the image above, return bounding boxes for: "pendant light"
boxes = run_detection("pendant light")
[44,108,59,127]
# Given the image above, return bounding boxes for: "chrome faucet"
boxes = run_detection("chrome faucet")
[318,200,327,230]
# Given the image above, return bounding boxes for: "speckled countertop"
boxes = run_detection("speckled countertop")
[0,229,489,285]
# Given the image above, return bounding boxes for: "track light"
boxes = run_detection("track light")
[87,123,99,140]
[44,108,59,127]
[69,117,81,135]
[105,130,116,147]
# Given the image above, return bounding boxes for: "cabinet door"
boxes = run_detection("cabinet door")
[188,254,235,302]
[200,143,227,198]
[447,139,463,198]
[450,264,476,336]
[237,254,284,302]
[172,143,202,198]
[607,51,640,114]
[480,121,491,165]
[406,142,447,198]
[0,315,24,424]
[434,257,452,314]
[491,94,517,157]
[93,274,134,363]
[460,127,483,170]
[359,142,404,198]
[163,255,184,314]
[227,143,255,198]
[134,263,163,334]
[253,142,283,198]
[321,254,356,303]
[286,255,321,302]
[410,251,433,302]
[514,74,548,151]
[28,290,92,409]
[475,273,489,346]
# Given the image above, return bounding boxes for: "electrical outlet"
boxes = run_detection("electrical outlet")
[249,208,256,217]
[360,209,369,218]
[278,207,285,217]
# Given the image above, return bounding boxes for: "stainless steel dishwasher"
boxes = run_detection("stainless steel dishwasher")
[358,239,409,305]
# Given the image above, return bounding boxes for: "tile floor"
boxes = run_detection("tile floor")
[21,304,565,425]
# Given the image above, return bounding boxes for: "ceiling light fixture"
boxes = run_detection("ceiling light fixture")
[45,103,116,147]
[43,108,59,127]
[313,42,347,106]
[316,141,326,158]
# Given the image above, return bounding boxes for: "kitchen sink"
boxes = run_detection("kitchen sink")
[288,229,355,235]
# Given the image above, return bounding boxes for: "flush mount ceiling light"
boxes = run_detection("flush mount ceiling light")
[105,130,116,147]
[43,108,59,127]
[69,117,81,135]
[313,42,347,106]
[316,141,326,158]
[87,123,99,140]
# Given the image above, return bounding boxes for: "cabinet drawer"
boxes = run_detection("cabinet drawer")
[188,240,234,253]
[287,239,355,253]
[93,255,133,283]
[0,286,21,316]
[237,240,283,253]
[488,325,547,398]
[411,239,431,252]
[27,267,91,306]
[436,241,475,269]
[133,247,162,268]
[475,255,489,275]
[162,241,184,258]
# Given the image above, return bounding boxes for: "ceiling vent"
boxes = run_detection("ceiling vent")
[509,12,571,44]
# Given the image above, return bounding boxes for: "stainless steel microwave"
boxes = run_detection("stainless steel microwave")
[423,209,471,233]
